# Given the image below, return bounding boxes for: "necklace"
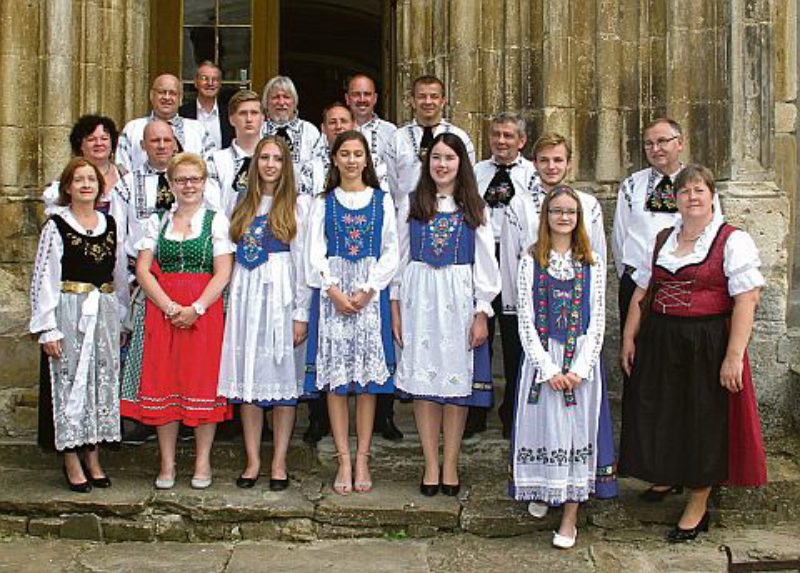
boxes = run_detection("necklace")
[678,229,703,242]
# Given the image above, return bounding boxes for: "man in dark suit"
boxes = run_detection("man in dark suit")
[179,60,234,149]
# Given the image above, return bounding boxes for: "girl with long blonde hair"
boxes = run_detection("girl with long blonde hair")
[218,136,312,491]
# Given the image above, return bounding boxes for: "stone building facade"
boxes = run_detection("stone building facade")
[0,1,797,436]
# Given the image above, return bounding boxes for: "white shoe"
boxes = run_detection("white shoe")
[552,527,577,549]
[190,475,213,489]
[154,475,175,490]
[528,501,549,518]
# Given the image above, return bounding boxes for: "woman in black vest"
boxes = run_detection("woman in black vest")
[30,157,128,492]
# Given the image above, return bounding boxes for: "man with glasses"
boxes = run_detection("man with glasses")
[117,74,214,173]
[180,61,234,150]
[612,118,720,336]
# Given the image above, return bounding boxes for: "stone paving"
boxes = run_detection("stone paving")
[2,523,800,572]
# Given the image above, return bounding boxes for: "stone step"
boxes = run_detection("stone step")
[0,438,796,543]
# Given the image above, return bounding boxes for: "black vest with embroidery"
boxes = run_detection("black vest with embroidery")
[51,214,117,286]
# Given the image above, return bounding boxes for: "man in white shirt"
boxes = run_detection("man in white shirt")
[612,118,700,337]
[470,113,539,439]
[345,73,396,191]
[501,133,606,343]
[299,102,355,196]
[260,75,320,183]
[387,75,475,201]
[206,90,265,215]
[179,61,234,149]
[117,74,214,173]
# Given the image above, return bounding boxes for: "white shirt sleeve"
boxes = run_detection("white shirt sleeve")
[587,197,607,264]
[569,255,606,380]
[43,181,61,216]
[473,206,501,316]
[499,196,525,315]
[211,211,235,256]
[109,214,130,326]
[203,178,224,214]
[516,255,561,384]
[305,194,336,291]
[611,179,629,278]
[29,219,64,341]
[292,195,312,322]
[116,129,134,174]
[725,230,766,296]
[135,213,161,252]
[390,193,410,301]
[362,192,399,293]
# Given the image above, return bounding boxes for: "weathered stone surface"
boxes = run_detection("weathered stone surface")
[239,517,316,542]
[315,482,460,529]
[60,513,102,540]
[153,514,189,542]
[27,517,63,537]
[76,541,231,573]
[0,514,27,536]
[226,539,430,573]
[0,537,83,571]
[102,518,155,542]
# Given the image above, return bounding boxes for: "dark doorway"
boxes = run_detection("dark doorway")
[280,1,384,128]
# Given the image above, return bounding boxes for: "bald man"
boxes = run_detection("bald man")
[116,74,214,173]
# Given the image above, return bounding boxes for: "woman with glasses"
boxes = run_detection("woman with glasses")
[508,185,607,549]
[126,152,234,490]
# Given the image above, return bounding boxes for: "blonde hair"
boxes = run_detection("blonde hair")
[229,136,297,244]
[166,152,207,182]
[529,185,595,267]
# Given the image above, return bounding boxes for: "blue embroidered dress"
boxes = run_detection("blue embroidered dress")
[393,195,500,403]
[304,187,399,395]
[218,195,311,406]
[509,251,613,505]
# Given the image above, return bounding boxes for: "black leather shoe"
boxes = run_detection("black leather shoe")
[236,475,259,488]
[269,477,290,491]
[440,482,461,497]
[380,417,404,441]
[502,425,511,440]
[462,412,487,439]
[639,485,684,502]
[62,465,92,493]
[81,461,111,488]
[667,511,710,543]
[419,481,440,497]
[302,420,329,444]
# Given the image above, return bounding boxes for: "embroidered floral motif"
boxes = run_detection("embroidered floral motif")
[66,229,115,265]
[515,443,594,466]
[239,215,268,265]
[427,213,461,256]
[341,213,370,257]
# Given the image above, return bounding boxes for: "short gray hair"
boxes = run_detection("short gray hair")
[262,75,299,110]
[491,112,526,137]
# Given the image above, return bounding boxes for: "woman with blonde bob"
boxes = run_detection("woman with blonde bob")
[509,185,608,549]
[218,136,311,491]
[128,152,234,490]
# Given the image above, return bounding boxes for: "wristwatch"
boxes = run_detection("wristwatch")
[191,301,206,316]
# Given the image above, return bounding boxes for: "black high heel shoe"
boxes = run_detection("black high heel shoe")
[667,511,710,543]
[269,477,290,491]
[62,464,92,493]
[440,482,461,497]
[81,461,111,488]
[639,484,684,502]
[236,474,259,488]
[420,480,440,497]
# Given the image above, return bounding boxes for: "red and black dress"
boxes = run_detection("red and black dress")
[619,221,767,488]
[124,208,233,426]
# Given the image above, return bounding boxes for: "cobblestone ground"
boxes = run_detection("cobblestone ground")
[2,522,800,573]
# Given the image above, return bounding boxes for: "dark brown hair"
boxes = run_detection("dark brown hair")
[529,185,595,267]
[324,130,381,192]
[69,115,119,156]
[56,157,106,207]
[408,133,485,229]
[674,163,715,194]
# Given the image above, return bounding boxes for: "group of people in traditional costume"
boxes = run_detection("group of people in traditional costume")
[30,62,767,549]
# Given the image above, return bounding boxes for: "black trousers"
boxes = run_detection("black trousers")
[618,272,638,341]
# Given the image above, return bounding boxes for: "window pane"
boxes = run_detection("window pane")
[182,27,216,79]
[218,27,251,82]
[219,0,251,24]
[183,0,215,26]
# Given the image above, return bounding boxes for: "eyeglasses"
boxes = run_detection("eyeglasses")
[643,135,679,150]
[198,74,220,84]
[172,176,205,186]
[548,208,579,217]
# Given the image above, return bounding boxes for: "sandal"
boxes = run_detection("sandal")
[354,451,372,493]
[332,452,352,495]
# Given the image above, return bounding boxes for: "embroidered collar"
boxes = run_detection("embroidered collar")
[547,250,576,280]
[491,154,523,169]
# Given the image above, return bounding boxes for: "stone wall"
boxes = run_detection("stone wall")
[394,0,799,433]
[0,0,150,436]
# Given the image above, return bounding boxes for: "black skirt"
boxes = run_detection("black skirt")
[619,312,729,488]
[37,349,55,452]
